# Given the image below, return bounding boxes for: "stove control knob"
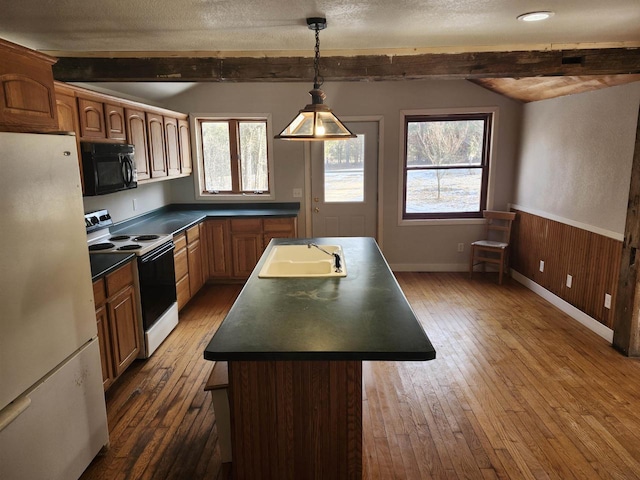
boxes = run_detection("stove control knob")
[91,216,99,225]
[99,214,110,221]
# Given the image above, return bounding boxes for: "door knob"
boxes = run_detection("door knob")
[314,197,319,203]
[313,207,320,213]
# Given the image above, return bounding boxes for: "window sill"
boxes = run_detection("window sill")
[196,192,276,202]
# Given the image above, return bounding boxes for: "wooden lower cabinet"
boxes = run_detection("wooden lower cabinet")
[204,216,297,281]
[188,237,204,295]
[108,284,140,377]
[95,305,114,391]
[93,261,142,391]
[174,233,190,310]
[263,217,298,248]
[230,218,263,278]
[204,219,233,279]
[174,216,298,310]
[174,224,206,311]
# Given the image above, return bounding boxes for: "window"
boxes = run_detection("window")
[324,135,365,202]
[197,117,272,196]
[402,111,493,219]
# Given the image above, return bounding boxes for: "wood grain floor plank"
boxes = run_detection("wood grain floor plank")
[80,276,640,480]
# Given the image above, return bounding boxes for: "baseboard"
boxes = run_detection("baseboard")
[511,270,614,343]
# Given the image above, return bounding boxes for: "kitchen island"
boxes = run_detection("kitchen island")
[204,237,436,479]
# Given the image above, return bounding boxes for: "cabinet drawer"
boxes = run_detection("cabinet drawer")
[176,273,191,311]
[263,217,296,234]
[174,244,189,280]
[230,218,262,233]
[92,278,107,307]
[186,224,200,243]
[174,233,187,251]
[105,261,134,297]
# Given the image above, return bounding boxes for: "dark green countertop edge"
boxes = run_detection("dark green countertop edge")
[90,253,136,281]
[110,202,300,237]
[204,237,436,362]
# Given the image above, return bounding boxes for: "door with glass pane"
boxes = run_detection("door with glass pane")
[311,121,378,237]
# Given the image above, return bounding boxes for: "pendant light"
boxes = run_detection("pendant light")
[275,17,356,141]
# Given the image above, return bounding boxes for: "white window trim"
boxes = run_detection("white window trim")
[190,113,276,202]
[397,106,499,226]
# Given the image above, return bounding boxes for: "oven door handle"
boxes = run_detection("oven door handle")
[140,242,175,263]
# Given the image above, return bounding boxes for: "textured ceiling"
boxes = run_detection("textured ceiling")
[0,0,639,54]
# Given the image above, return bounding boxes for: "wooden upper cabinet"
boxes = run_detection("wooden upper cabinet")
[78,97,106,139]
[0,38,58,132]
[178,118,192,175]
[164,116,181,176]
[125,107,150,181]
[55,91,78,134]
[147,112,167,178]
[105,103,126,141]
[54,84,84,192]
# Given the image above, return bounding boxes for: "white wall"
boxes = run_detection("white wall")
[513,82,640,237]
[82,181,172,223]
[159,79,522,269]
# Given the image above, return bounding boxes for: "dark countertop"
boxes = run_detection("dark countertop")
[110,202,300,236]
[90,253,136,282]
[88,202,298,283]
[204,237,436,362]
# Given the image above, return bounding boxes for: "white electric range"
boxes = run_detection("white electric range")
[85,209,178,358]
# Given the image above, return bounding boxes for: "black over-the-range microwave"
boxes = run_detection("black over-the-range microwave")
[81,142,138,196]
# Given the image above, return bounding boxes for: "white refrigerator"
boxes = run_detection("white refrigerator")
[0,132,109,479]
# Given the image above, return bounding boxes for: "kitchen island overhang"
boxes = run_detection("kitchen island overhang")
[205,237,436,363]
[204,237,436,480]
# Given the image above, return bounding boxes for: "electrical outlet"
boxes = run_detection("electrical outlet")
[539,260,545,272]
[292,188,302,198]
[566,274,573,288]
[132,198,138,211]
[457,243,464,252]
[604,293,612,309]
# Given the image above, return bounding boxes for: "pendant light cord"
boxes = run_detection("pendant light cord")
[313,26,323,90]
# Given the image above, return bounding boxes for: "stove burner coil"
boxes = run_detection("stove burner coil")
[89,243,115,251]
[132,235,160,242]
[117,244,142,251]
[109,235,131,241]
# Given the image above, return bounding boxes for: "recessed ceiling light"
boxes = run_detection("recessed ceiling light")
[517,11,555,22]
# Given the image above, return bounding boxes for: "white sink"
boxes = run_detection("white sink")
[258,244,346,278]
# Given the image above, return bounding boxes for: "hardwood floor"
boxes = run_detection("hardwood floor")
[80,273,640,480]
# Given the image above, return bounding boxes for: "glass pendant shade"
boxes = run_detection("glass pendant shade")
[276,89,356,140]
[276,18,355,141]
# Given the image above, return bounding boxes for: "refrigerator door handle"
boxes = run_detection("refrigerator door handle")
[0,397,31,433]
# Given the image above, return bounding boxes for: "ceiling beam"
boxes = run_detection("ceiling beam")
[52,47,640,82]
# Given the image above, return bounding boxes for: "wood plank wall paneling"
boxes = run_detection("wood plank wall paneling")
[511,210,622,328]
[228,360,362,480]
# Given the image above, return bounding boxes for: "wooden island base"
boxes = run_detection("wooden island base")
[227,360,362,480]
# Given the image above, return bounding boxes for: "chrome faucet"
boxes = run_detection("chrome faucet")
[308,243,342,273]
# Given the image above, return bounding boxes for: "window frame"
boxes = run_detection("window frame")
[399,108,496,222]
[192,114,275,201]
